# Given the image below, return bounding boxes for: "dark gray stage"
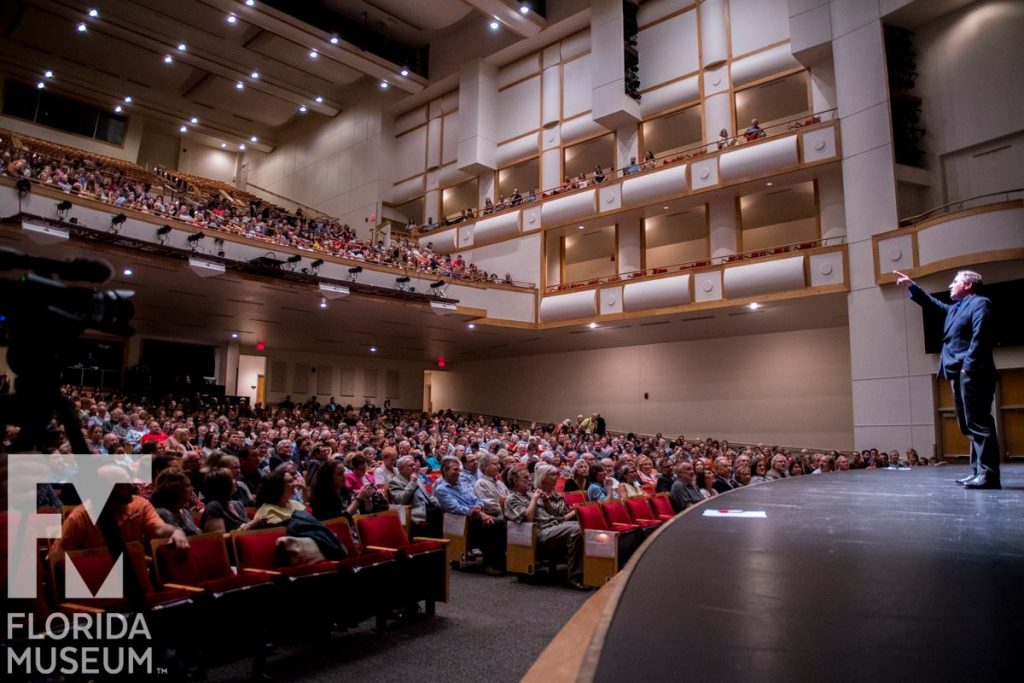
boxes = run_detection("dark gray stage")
[592,466,1023,683]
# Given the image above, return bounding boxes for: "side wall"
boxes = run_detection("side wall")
[432,326,854,449]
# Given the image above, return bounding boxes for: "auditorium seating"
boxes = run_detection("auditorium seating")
[575,503,641,587]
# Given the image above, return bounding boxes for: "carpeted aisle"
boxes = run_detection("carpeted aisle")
[205,570,590,682]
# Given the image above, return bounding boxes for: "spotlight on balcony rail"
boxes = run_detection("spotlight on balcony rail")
[56,200,72,220]
[187,230,205,244]
[110,213,127,234]
[395,275,411,291]
[347,265,363,282]
[156,225,172,244]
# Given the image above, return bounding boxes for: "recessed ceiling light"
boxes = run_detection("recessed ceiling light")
[663,206,669,210]
[249,136,257,142]
[379,81,389,89]
[400,68,409,77]
[520,5,530,14]
[124,96,132,103]
[163,55,173,64]
[226,13,237,24]
[298,104,307,112]
[231,332,239,339]
[235,81,244,90]
[180,125,187,133]
[238,143,246,150]
[36,81,44,89]
[220,142,226,148]
[319,298,327,309]
[122,267,133,276]
[177,43,187,52]
[369,346,377,353]
[245,0,255,6]
[766,181,773,186]
[190,117,198,124]
[77,22,87,32]
[489,20,500,30]
[467,323,476,329]
[314,96,323,103]
[88,9,99,18]
[749,302,760,310]
[250,71,259,79]
[44,70,53,79]
[329,35,339,45]
[309,49,318,59]
[114,105,122,113]
[588,322,598,329]
[577,225,584,230]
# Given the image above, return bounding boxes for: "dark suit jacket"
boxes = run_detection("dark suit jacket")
[909,285,996,380]
[669,480,704,513]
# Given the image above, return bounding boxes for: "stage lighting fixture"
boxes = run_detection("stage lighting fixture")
[109,214,127,233]
[187,230,205,243]
[310,259,324,269]
[348,266,362,273]
[56,200,72,220]
[395,275,410,291]
[15,178,31,194]
[156,225,172,236]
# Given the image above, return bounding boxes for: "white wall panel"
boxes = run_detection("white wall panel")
[621,164,688,207]
[426,117,442,170]
[599,184,622,212]
[693,269,723,303]
[801,125,837,163]
[703,91,732,142]
[723,256,805,298]
[690,157,719,190]
[394,126,427,180]
[700,0,729,66]
[540,290,598,322]
[876,234,914,274]
[391,175,424,203]
[437,162,474,188]
[498,76,541,141]
[639,76,700,117]
[560,115,606,145]
[498,53,542,89]
[420,227,457,252]
[809,250,845,287]
[719,136,799,182]
[562,55,593,118]
[542,66,561,126]
[496,133,539,167]
[639,0,692,26]
[543,44,561,68]
[731,44,801,87]
[637,9,699,89]
[469,233,541,287]
[703,64,729,97]
[523,204,542,232]
[561,31,590,61]
[428,98,443,120]
[441,91,459,113]
[542,189,597,226]
[542,124,561,151]
[624,274,692,311]
[394,106,427,135]
[541,148,562,192]
[916,207,1024,265]
[729,0,790,57]
[600,286,624,315]
[474,210,521,243]
[442,112,459,164]
[457,224,474,249]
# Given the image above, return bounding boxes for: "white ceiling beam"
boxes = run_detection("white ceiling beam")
[461,0,547,38]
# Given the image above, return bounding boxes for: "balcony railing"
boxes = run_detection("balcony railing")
[898,188,1023,227]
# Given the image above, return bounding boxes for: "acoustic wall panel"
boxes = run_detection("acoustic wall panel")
[561,31,590,61]
[498,53,542,89]
[442,111,459,164]
[385,370,400,399]
[270,361,287,392]
[623,274,692,311]
[723,256,805,298]
[474,210,521,243]
[729,0,791,58]
[540,290,598,322]
[637,10,699,89]
[560,115,606,146]
[810,251,845,288]
[638,0,692,26]
[801,126,837,163]
[317,366,333,395]
[542,66,561,126]
[700,0,729,67]
[394,126,427,181]
[639,76,700,117]
[426,117,442,170]
[498,76,541,141]
[731,44,801,87]
[916,207,1024,265]
[621,164,688,207]
[496,133,539,167]
[719,136,799,182]
[394,106,427,135]
[542,189,597,226]
[293,363,310,394]
[340,368,355,396]
[562,55,593,119]
[362,368,378,397]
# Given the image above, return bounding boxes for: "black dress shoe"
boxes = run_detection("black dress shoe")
[566,578,594,592]
[963,474,1001,490]
[955,473,977,485]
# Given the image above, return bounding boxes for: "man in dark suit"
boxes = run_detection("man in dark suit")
[895,270,1000,489]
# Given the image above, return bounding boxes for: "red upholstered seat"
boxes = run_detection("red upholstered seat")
[355,512,447,610]
[563,491,586,507]
[321,517,401,628]
[650,494,676,520]
[575,503,612,532]
[232,527,285,570]
[604,500,659,530]
[356,513,410,550]
[626,497,660,525]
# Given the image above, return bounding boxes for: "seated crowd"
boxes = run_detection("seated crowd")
[0,129,521,286]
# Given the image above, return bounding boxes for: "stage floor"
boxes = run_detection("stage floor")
[590,466,1023,683]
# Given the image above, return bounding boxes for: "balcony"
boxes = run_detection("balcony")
[418,110,840,254]
[873,190,1024,284]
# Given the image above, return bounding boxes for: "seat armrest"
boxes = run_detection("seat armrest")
[413,537,450,545]
[365,545,399,553]
[163,583,205,593]
[242,567,280,576]
[61,602,106,614]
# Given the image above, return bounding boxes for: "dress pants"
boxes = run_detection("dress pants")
[538,521,583,580]
[951,372,1000,480]
[467,517,506,570]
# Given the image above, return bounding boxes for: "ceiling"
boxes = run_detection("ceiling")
[0,0,479,149]
[2,221,850,367]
